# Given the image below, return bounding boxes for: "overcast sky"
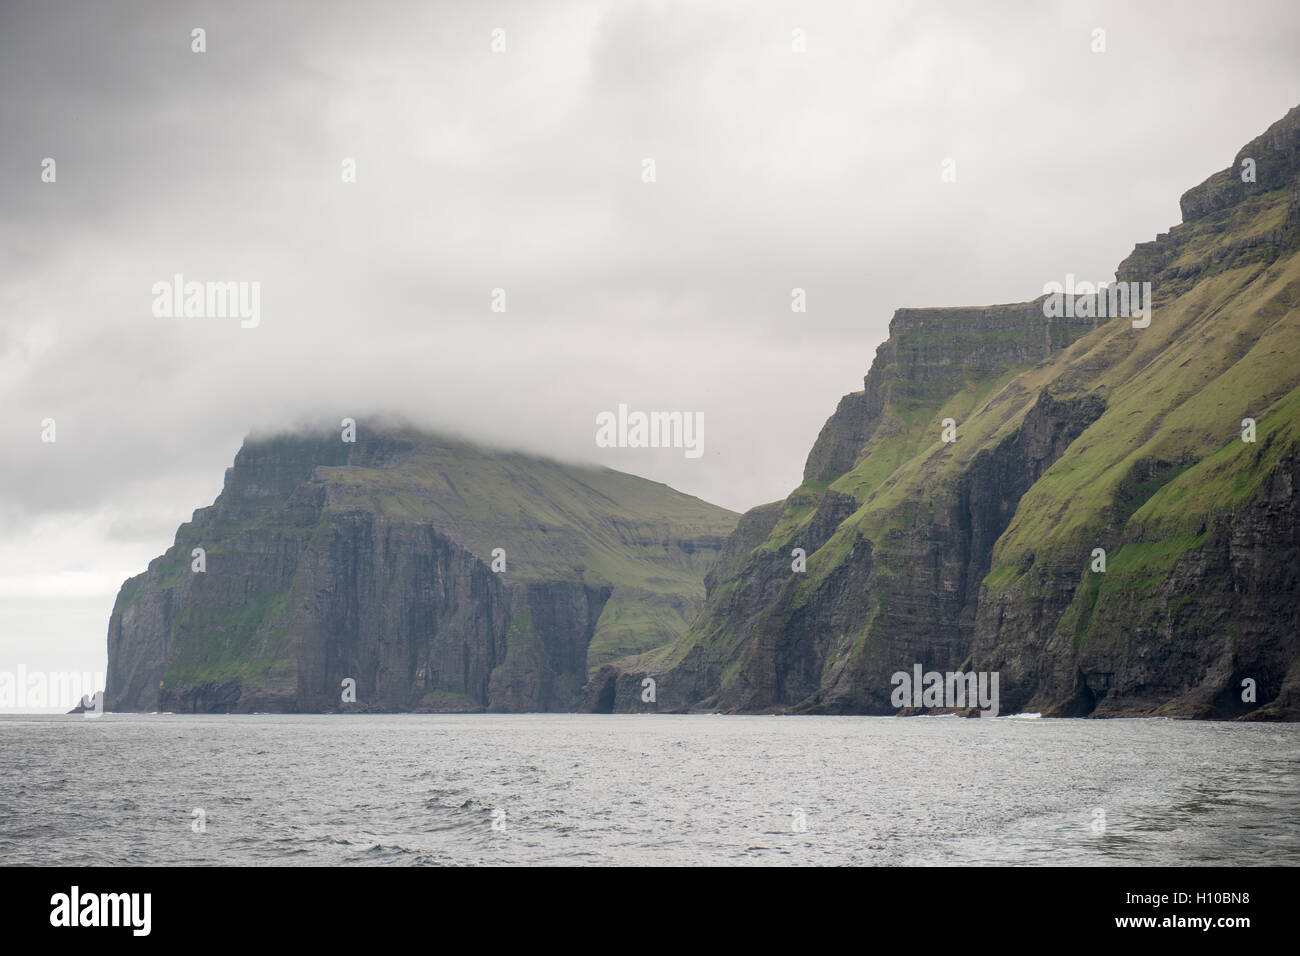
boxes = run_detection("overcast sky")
[3,0,1299,696]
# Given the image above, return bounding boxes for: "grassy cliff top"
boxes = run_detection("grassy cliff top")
[203,426,738,593]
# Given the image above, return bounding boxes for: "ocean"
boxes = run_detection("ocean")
[2,713,1296,866]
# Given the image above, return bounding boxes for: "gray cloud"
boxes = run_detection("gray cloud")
[3,0,1300,684]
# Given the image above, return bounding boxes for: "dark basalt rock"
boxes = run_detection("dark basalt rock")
[105,430,737,714]
[584,103,1300,721]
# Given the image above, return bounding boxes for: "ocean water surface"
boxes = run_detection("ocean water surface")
[1,713,1296,865]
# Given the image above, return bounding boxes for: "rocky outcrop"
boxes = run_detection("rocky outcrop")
[803,302,1099,484]
[1179,105,1300,223]
[106,430,737,713]
[584,103,1300,721]
[982,437,1300,721]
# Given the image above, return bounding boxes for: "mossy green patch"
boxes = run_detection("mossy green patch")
[162,589,296,685]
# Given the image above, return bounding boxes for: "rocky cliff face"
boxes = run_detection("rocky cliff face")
[105,431,736,713]
[584,104,1300,721]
